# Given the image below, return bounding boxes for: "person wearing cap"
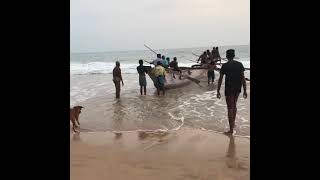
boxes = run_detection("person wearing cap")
[154,61,166,95]
[112,61,124,98]
[217,49,247,135]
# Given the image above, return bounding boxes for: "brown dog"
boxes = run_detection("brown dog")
[70,106,84,133]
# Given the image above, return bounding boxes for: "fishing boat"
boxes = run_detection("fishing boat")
[146,61,249,89]
[146,64,208,89]
[142,44,249,89]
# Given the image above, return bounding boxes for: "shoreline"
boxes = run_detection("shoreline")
[71,127,250,180]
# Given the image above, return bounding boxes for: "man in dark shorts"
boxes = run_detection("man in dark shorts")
[113,61,124,98]
[137,59,150,95]
[217,49,247,134]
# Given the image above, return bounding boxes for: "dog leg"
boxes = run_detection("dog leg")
[71,119,79,133]
[73,124,79,133]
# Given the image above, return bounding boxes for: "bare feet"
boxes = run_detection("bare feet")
[224,130,234,135]
[114,132,122,136]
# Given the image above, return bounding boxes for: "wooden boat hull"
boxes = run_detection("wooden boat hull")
[147,67,207,89]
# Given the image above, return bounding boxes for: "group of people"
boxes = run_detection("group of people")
[197,47,221,64]
[112,53,182,97]
[151,54,182,78]
[140,54,182,96]
[112,48,247,134]
[196,47,222,85]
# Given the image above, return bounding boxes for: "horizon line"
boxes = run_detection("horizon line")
[71,43,250,54]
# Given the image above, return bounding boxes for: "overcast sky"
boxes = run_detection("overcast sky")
[71,0,249,53]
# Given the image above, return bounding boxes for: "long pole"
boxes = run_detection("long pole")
[144,44,158,55]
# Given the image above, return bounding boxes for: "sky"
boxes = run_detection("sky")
[71,0,250,53]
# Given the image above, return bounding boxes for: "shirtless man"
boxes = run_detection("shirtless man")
[112,61,124,98]
[197,51,207,64]
[169,57,182,80]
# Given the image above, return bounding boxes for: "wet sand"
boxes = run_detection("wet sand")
[71,69,250,179]
[71,73,250,136]
[70,128,249,180]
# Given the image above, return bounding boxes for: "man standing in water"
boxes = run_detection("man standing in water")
[137,59,149,95]
[154,61,166,95]
[207,61,215,85]
[113,61,124,98]
[217,49,247,134]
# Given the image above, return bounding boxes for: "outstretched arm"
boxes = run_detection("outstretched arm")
[217,72,224,98]
[197,56,201,63]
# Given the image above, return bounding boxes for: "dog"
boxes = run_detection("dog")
[70,106,84,133]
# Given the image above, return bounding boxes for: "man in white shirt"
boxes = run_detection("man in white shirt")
[151,54,163,66]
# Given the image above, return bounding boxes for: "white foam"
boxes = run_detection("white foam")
[167,112,185,131]
[70,62,139,75]
[70,59,250,75]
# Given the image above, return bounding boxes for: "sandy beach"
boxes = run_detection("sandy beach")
[70,46,250,180]
[70,71,250,180]
[70,128,249,180]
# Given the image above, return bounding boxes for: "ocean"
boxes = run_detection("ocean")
[70,45,250,137]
